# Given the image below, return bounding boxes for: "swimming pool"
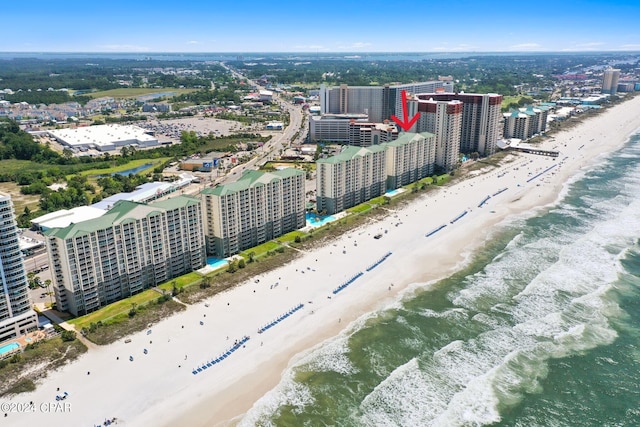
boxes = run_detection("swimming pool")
[305,212,337,227]
[385,189,402,197]
[0,342,20,356]
[206,257,228,270]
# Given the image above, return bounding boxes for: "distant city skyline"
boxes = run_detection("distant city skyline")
[3,0,640,53]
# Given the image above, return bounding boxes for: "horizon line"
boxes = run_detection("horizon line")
[1,50,640,55]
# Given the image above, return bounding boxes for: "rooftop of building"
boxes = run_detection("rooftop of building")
[317,144,387,165]
[383,132,434,147]
[48,124,157,148]
[44,195,200,240]
[202,168,304,197]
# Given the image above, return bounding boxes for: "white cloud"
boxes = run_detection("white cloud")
[187,40,200,45]
[575,42,604,48]
[336,41,372,50]
[620,43,640,50]
[510,43,542,50]
[432,43,479,52]
[100,44,149,52]
[294,44,326,50]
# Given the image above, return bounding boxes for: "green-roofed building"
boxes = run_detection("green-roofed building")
[44,195,205,316]
[201,169,305,257]
[382,132,436,189]
[316,145,387,214]
[503,105,549,140]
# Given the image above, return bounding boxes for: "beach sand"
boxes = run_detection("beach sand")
[6,95,640,427]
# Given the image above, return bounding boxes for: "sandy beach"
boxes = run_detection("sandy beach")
[6,95,640,427]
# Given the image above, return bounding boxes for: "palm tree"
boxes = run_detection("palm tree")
[44,279,53,306]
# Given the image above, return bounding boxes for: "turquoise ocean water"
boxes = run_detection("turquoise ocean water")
[240,132,640,427]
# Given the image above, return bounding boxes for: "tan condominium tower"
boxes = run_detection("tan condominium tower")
[201,169,306,258]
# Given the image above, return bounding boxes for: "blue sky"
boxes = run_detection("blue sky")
[3,0,640,52]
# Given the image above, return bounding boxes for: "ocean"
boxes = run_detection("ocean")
[239,131,640,427]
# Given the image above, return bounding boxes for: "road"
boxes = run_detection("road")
[215,63,306,186]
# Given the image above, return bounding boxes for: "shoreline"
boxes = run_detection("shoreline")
[7,95,640,427]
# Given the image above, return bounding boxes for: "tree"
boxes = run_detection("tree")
[227,260,237,273]
[238,259,246,269]
[200,276,212,289]
[129,302,138,317]
[294,235,302,243]
[61,330,76,342]
[44,279,53,305]
[247,251,255,263]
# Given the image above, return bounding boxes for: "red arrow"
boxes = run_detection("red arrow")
[391,90,419,131]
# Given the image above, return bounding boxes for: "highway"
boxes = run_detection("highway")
[214,63,306,186]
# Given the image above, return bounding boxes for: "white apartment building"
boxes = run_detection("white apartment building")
[309,113,369,143]
[201,169,305,258]
[348,121,398,147]
[0,193,38,344]
[383,132,436,189]
[319,81,452,123]
[45,196,205,316]
[503,105,549,140]
[316,145,387,215]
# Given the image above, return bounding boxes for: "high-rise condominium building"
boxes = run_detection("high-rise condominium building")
[415,93,503,156]
[602,69,621,95]
[0,193,38,343]
[201,169,306,258]
[45,196,205,316]
[316,145,387,215]
[503,105,549,140]
[384,132,436,189]
[319,81,453,123]
[410,97,463,172]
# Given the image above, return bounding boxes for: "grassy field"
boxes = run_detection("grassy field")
[0,181,40,213]
[77,157,171,177]
[67,289,161,330]
[157,272,203,291]
[85,87,196,99]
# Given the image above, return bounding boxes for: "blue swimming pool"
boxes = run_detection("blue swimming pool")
[0,342,19,356]
[385,189,402,196]
[306,212,336,227]
[206,257,228,269]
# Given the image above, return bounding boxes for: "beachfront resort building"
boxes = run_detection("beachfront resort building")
[602,68,621,95]
[409,97,463,171]
[319,81,453,123]
[44,196,205,316]
[316,145,387,215]
[384,132,436,189]
[503,105,550,140]
[201,169,306,258]
[414,93,503,157]
[0,193,38,344]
